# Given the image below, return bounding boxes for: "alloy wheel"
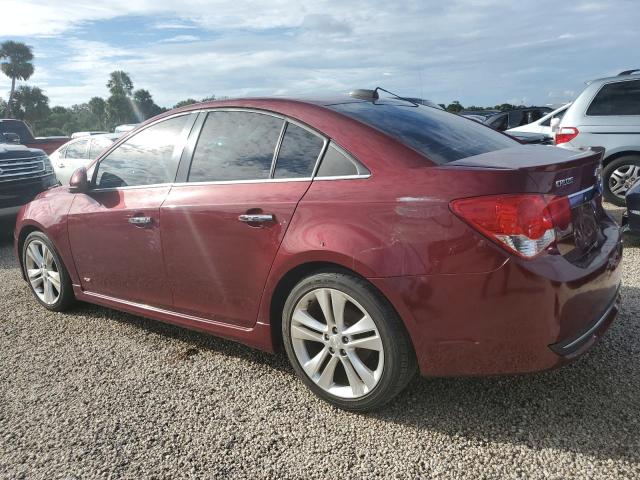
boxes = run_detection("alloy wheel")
[609,164,640,199]
[290,288,384,399]
[25,240,61,305]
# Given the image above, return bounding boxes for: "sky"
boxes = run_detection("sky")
[0,0,638,109]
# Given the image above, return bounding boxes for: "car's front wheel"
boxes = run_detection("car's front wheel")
[282,271,416,411]
[603,155,640,206]
[22,231,75,311]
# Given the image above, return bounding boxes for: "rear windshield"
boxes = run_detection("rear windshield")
[327,102,517,164]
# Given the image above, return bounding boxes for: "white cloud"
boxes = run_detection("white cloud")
[0,0,638,107]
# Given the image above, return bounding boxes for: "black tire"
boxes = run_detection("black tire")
[602,155,640,207]
[282,271,416,411]
[22,231,75,311]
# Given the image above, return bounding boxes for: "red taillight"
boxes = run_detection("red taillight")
[555,127,579,145]
[450,194,572,258]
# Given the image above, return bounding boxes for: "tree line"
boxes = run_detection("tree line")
[0,41,218,136]
[2,40,523,137]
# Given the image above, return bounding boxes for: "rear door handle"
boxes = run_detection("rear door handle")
[238,214,274,223]
[128,216,153,225]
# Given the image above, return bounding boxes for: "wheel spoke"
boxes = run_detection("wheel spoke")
[27,268,42,279]
[291,324,324,343]
[43,248,53,268]
[348,334,383,351]
[27,243,43,266]
[611,182,628,195]
[346,351,377,390]
[340,356,365,396]
[343,314,377,336]
[292,309,326,334]
[330,290,347,332]
[48,271,61,291]
[316,356,339,389]
[315,289,335,328]
[303,347,329,378]
[43,278,55,303]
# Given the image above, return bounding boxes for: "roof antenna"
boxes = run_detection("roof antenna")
[374,87,420,107]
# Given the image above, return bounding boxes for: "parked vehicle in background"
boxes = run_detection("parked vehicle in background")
[459,110,499,122]
[555,70,640,206]
[507,131,553,145]
[49,134,119,184]
[622,180,640,239]
[484,107,553,131]
[70,131,109,139]
[0,119,69,154]
[114,124,139,134]
[507,104,570,136]
[14,91,622,411]
[0,136,57,219]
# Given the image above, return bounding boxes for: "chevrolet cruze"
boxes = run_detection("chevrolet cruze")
[14,91,623,410]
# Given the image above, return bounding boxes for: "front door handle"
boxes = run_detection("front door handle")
[238,214,274,223]
[128,216,153,225]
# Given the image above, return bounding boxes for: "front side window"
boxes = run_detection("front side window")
[65,139,89,159]
[94,115,190,188]
[273,123,324,179]
[189,111,284,182]
[587,80,640,116]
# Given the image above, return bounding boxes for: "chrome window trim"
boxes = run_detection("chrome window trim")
[87,107,372,191]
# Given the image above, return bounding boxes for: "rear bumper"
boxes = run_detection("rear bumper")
[370,223,623,376]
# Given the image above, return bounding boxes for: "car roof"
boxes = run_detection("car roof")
[586,72,640,85]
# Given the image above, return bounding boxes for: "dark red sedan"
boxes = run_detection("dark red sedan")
[14,91,623,410]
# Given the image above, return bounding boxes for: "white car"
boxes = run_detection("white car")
[114,124,139,134]
[49,134,119,184]
[507,103,570,136]
[70,131,109,139]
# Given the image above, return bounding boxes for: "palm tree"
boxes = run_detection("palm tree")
[106,71,133,96]
[0,41,35,117]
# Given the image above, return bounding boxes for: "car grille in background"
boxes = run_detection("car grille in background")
[0,156,46,182]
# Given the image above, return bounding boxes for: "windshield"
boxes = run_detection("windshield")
[326,102,517,164]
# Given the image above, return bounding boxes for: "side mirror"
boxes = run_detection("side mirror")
[2,132,21,144]
[550,117,561,133]
[69,167,88,193]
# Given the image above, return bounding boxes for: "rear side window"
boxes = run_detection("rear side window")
[65,139,89,159]
[189,111,283,182]
[328,102,517,164]
[273,123,324,179]
[95,115,189,188]
[316,143,368,177]
[89,137,114,158]
[587,80,640,116]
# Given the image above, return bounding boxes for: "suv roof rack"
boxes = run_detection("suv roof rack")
[618,69,640,76]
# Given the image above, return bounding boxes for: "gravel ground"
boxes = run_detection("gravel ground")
[1,207,639,479]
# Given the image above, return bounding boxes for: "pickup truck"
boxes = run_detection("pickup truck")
[0,135,58,219]
[0,119,69,154]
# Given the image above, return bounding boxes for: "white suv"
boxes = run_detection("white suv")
[555,70,640,206]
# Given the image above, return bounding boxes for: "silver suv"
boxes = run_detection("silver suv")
[556,69,640,206]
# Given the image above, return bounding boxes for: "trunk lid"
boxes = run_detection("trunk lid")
[448,145,607,263]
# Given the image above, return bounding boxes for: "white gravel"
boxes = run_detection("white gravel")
[1,207,639,479]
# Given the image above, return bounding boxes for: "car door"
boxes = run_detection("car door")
[55,138,89,185]
[67,113,196,307]
[161,110,326,327]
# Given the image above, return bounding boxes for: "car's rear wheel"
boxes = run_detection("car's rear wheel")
[22,231,75,311]
[603,155,640,206]
[282,271,416,411]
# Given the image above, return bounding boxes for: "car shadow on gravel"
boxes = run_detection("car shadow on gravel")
[371,284,640,464]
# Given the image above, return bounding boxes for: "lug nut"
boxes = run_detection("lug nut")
[329,347,335,354]
[342,336,349,343]
[324,333,330,340]
[340,349,347,356]
[332,327,338,334]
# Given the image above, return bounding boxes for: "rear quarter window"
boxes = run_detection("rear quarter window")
[327,102,517,164]
[586,80,640,116]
